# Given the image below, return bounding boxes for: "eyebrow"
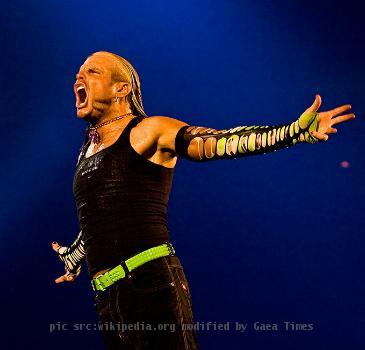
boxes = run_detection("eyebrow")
[75,65,103,79]
[87,66,103,72]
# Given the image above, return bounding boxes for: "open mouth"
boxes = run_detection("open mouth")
[74,83,88,108]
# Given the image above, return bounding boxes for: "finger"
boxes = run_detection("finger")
[55,267,72,283]
[311,131,328,141]
[331,113,355,126]
[328,127,337,134]
[55,275,67,284]
[307,94,322,114]
[330,104,352,116]
[52,242,61,253]
[55,273,75,284]
[65,274,75,282]
[64,266,77,281]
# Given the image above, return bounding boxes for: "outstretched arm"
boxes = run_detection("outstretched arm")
[51,230,86,283]
[150,95,354,162]
[174,95,354,161]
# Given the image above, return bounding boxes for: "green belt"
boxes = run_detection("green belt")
[91,242,176,292]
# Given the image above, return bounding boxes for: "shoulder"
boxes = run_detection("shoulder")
[137,115,189,135]
[134,115,190,152]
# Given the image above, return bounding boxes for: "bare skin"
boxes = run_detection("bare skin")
[52,52,355,283]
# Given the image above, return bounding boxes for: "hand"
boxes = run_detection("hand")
[52,241,81,283]
[303,94,355,142]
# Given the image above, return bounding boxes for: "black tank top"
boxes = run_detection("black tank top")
[73,116,175,277]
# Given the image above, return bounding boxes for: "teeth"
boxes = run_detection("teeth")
[75,84,88,109]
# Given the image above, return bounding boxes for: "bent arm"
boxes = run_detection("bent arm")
[54,230,86,275]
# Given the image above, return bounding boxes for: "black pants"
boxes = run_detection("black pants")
[93,255,200,349]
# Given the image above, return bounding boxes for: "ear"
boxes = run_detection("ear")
[114,81,132,98]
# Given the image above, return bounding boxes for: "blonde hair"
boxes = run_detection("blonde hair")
[92,51,148,117]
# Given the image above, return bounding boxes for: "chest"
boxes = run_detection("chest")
[84,127,176,168]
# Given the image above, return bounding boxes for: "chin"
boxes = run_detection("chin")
[76,107,92,119]
[76,105,99,122]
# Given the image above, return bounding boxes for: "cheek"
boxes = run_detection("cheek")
[90,80,113,98]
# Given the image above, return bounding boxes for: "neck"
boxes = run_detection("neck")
[90,102,134,141]
[97,101,133,124]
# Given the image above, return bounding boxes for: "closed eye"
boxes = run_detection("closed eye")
[88,68,101,74]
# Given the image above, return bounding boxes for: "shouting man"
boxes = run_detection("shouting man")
[52,51,355,350]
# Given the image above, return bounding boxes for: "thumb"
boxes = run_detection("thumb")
[308,94,322,114]
[298,94,322,129]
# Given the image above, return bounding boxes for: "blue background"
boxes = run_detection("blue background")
[1,0,363,349]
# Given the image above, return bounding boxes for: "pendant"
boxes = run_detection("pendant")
[88,128,101,144]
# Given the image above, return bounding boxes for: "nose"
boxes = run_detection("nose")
[75,71,85,83]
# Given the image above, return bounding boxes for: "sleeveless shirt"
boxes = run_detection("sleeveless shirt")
[73,116,175,277]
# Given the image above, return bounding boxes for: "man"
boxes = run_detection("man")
[51,51,355,349]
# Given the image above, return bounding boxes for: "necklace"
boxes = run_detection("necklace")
[88,113,134,144]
